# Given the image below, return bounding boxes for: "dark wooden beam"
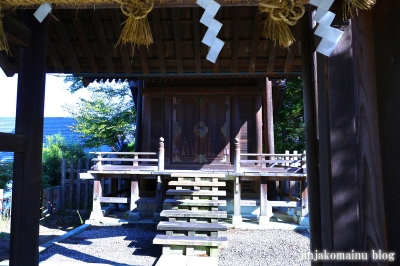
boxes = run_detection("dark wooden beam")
[89,10,115,74]
[110,9,132,74]
[372,0,400,253]
[231,7,241,73]
[0,133,25,152]
[0,52,18,76]
[52,10,81,73]
[142,86,262,94]
[284,41,299,74]
[172,8,183,74]
[139,45,149,74]
[300,11,323,256]
[47,38,64,73]
[3,14,31,48]
[69,9,98,74]
[266,43,277,73]
[151,9,167,74]
[10,10,48,265]
[192,8,201,74]
[351,7,386,255]
[249,11,262,73]
[47,0,309,9]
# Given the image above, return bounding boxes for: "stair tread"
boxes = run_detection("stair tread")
[157,221,228,231]
[164,199,226,206]
[153,234,228,247]
[160,210,227,218]
[166,189,226,196]
[171,173,226,178]
[169,181,226,186]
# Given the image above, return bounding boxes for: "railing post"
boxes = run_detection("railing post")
[261,154,266,168]
[133,154,139,167]
[234,138,240,173]
[158,137,164,172]
[97,153,102,169]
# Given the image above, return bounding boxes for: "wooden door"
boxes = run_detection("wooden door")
[172,96,230,164]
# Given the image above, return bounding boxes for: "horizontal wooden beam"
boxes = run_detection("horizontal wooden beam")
[39,0,310,9]
[142,86,263,94]
[3,14,31,48]
[0,132,25,152]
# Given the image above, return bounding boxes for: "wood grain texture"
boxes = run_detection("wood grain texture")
[372,1,400,253]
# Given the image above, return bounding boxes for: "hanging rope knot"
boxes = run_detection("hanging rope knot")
[343,0,376,20]
[259,0,305,48]
[115,0,154,55]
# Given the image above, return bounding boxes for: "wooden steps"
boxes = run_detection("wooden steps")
[153,172,228,258]
[166,189,226,197]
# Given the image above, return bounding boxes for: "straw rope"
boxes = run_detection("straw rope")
[343,0,376,20]
[0,7,10,54]
[259,0,304,48]
[115,0,154,54]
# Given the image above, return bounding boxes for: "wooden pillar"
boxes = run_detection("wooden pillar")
[230,95,241,163]
[263,78,275,153]
[254,94,262,155]
[142,94,152,152]
[371,1,398,253]
[262,79,278,201]
[232,176,242,224]
[135,80,143,152]
[9,10,48,266]
[128,175,140,221]
[300,10,323,256]
[154,175,163,222]
[259,177,272,225]
[90,178,103,219]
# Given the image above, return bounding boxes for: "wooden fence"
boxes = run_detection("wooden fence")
[41,158,93,217]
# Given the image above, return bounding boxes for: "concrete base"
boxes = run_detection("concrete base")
[153,213,161,222]
[156,254,218,266]
[258,215,271,225]
[128,211,141,222]
[294,215,309,226]
[89,206,111,221]
[232,215,242,225]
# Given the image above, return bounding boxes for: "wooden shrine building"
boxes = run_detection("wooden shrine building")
[0,0,399,265]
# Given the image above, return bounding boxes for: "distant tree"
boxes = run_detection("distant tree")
[63,78,136,151]
[274,77,305,153]
[42,134,86,188]
[0,163,12,191]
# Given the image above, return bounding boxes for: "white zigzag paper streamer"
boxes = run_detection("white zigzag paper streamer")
[310,0,344,56]
[197,0,225,63]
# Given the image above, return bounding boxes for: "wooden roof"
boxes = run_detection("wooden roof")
[1,3,305,79]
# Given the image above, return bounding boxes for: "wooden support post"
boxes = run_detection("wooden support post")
[232,176,242,224]
[68,159,74,210]
[259,177,272,225]
[263,78,278,200]
[90,178,103,220]
[158,137,165,171]
[254,94,262,163]
[300,10,323,253]
[234,138,240,173]
[76,158,82,210]
[60,158,66,209]
[231,95,241,164]
[128,175,140,222]
[9,10,48,266]
[154,175,163,222]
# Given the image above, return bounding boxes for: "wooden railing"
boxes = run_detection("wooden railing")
[90,138,165,172]
[234,138,306,173]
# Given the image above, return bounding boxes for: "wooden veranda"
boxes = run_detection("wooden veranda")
[0,0,399,265]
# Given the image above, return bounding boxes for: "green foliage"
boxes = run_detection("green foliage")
[274,77,305,153]
[64,78,136,151]
[0,163,12,191]
[42,134,86,188]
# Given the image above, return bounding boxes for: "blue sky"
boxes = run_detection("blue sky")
[0,69,91,117]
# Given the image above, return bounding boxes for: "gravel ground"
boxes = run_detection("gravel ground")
[39,225,310,266]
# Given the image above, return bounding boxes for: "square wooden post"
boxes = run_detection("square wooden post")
[259,177,272,225]
[9,10,48,266]
[128,175,140,222]
[232,176,242,224]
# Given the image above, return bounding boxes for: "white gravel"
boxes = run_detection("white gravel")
[39,225,310,266]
